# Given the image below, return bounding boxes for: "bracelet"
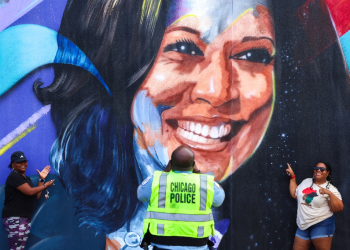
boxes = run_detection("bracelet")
[43,184,47,189]
[290,175,296,179]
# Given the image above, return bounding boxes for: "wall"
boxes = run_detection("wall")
[0,0,350,249]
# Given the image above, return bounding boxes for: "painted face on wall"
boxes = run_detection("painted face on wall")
[132,0,275,180]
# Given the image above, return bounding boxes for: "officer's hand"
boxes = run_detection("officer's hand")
[163,161,172,172]
[193,162,200,173]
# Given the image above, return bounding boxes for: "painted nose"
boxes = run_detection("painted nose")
[191,51,239,107]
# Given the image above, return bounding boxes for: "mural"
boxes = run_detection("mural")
[0,0,350,249]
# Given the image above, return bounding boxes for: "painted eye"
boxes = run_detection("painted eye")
[231,49,273,65]
[163,39,204,56]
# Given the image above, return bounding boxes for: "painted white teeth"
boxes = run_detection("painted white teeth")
[183,130,190,138]
[190,122,195,132]
[195,123,202,134]
[198,136,207,143]
[224,125,230,136]
[201,125,209,137]
[178,120,231,139]
[209,126,219,139]
[188,131,194,140]
[219,125,225,137]
[177,127,220,145]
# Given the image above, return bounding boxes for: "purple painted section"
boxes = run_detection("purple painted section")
[0,68,57,184]
[8,0,67,31]
[0,0,67,185]
[0,0,43,32]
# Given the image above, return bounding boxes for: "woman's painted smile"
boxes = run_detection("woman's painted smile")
[177,120,231,139]
[165,118,244,151]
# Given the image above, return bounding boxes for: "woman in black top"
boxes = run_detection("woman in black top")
[2,151,55,250]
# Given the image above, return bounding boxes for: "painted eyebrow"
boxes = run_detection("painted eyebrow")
[165,26,200,36]
[241,36,275,46]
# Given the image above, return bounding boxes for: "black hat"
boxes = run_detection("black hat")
[11,151,28,162]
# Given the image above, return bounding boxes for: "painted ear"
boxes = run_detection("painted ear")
[0,24,112,97]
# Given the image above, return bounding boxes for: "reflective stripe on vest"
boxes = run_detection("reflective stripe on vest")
[145,211,214,222]
[158,224,164,235]
[198,226,204,237]
[158,173,167,208]
[200,175,207,210]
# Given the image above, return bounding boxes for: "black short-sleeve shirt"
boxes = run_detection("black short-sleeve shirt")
[2,171,37,219]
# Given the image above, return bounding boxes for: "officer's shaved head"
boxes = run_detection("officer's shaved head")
[171,145,195,170]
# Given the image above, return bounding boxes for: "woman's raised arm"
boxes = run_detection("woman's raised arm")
[17,179,55,197]
[286,163,297,199]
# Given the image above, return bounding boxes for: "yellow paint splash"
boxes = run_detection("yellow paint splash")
[141,0,162,34]
[0,126,36,156]
[168,14,198,26]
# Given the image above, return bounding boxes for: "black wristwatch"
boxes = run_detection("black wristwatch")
[39,178,45,182]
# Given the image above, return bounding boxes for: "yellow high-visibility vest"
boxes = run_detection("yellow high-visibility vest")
[143,170,215,238]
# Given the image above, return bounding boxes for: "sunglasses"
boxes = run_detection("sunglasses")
[313,166,326,172]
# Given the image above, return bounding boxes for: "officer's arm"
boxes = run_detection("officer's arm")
[212,182,225,207]
[137,175,153,202]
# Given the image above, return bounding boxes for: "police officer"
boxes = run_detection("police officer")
[137,145,225,250]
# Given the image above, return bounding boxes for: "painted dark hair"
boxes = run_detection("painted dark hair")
[34,0,172,234]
